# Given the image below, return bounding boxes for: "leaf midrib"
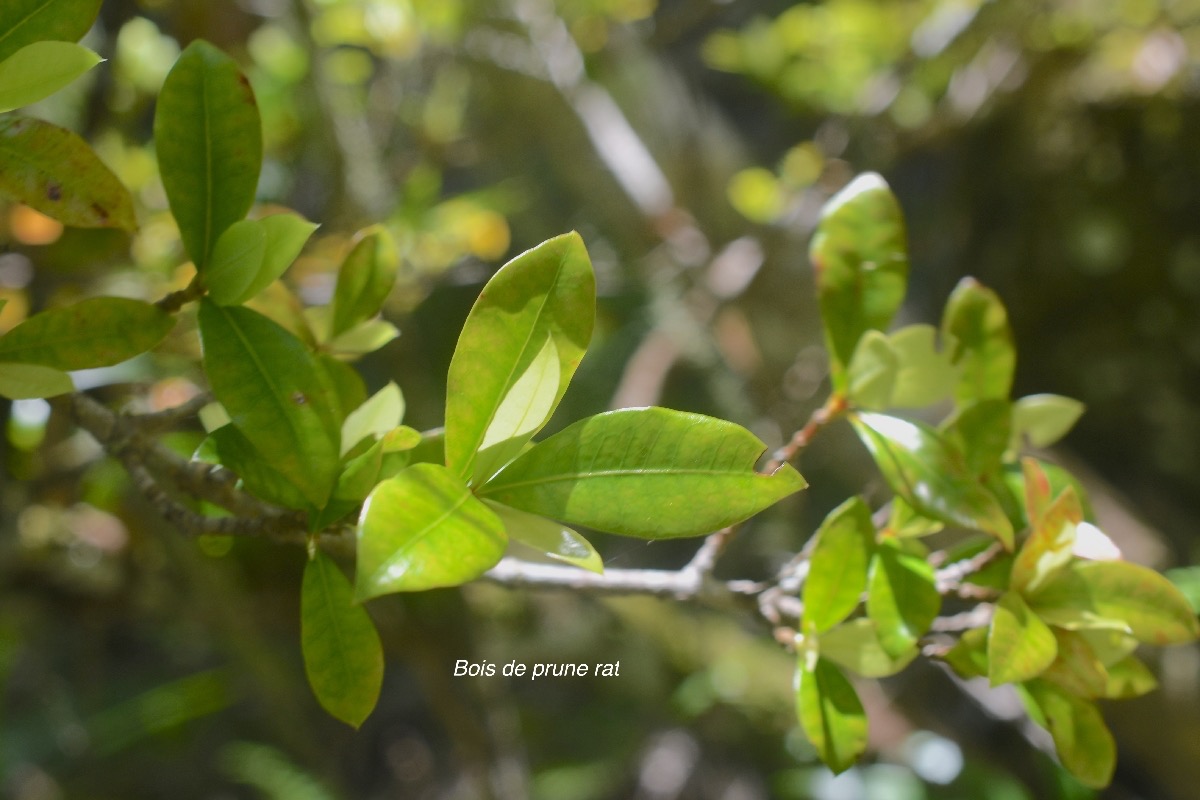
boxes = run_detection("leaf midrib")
[0,0,57,56]
[480,465,778,495]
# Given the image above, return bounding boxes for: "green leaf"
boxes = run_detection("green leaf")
[0,0,101,62]
[885,497,943,539]
[316,353,367,426]
[988,592,1057,686]
[1011,487,1081,596]
[0,362,73,399]
[803,497,875,633]
[355,462,506,598]
[205,220,265,305]
[942,278,1015,406]
[1040,630,1110,699]
[1102,655,1157,699]
[888,325,958,408]
[818,618,916,678]
[846,330,897,410]
[795,656,868,774]
[155,40,262,269]
[1029,560,1200,645]
[198,300,339,508]
[208,424,310,509]
[851,412,1013,548]
[940,399,1011,478]
[943,627,989,679]
[0,297,172,369]
[1011,394,1086,449]
[0,42,102,112]
[1022,680,1115,789]
[479,407,806,539]
[327,319,399,356]
[242,214,319,300]
[301,551,383,728]
[332,440,384,504]
[809,172,909,387]
[208,214,320,306]
[340,382,404,456]
[0,116,137,231]
[445,232,595,485]
[484,501,603,574]
[866,538,940,658]
[331,226,400,337]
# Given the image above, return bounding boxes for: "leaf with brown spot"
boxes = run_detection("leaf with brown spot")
[0,116,136,232]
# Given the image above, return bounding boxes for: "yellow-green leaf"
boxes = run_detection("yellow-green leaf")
[0,0,101,62]
[0,116,137,231]
[1029,560,1200,645]
[301,551,383,728]
[445,232,595,485]
[0,362,73,399]
[340,382,404,457]
[331,226,399,337]
[810,172,909,388]
[795,656,868,774]
[356,463,506,598]
[478,407,806,539]
[1011,394,1085,449]
[155,40,262,268]
[867,538,940,658]
[988,592,1057,686]
[942,278,1015,406]
[485,500,603,574]
[852,412,1013,548]
[1022,680,1115,789]
[846,330,897,410]
[803,496,875,633]
[0,42,102,112]
[0,297,172,369]
[818,618,917,678]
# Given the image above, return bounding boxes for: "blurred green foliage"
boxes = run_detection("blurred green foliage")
[3,0,1200,798]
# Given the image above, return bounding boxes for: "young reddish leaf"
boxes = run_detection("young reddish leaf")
[445,232,595,485]
[852,412,1014,548]
[988,592,1057,686]
[0,0,101,62]
[809,173,909,387]
[485,501,603,574]
[1029,560,1200,645]
[1022,680,1116,789]
[1011,486,1082,596]
[867,538,940,657]
[0,116,137,231]
[0,363,73,399]
[301,551,383,728]
[941,277,1015,406]
[198,300,340,508]
[0,297,172,369]
[331,226,400,337]
[478,407,806,539]
[356,463,506,599]
[795,656,868,774]
[818,618,916,678]
[0,42,103,112]
[155,40,262,268]
[803,497,875,633]
[1011,394,1085,449]
[1021,457,1053,527]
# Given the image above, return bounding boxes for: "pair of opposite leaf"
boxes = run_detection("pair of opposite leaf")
[354,232,808,600]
